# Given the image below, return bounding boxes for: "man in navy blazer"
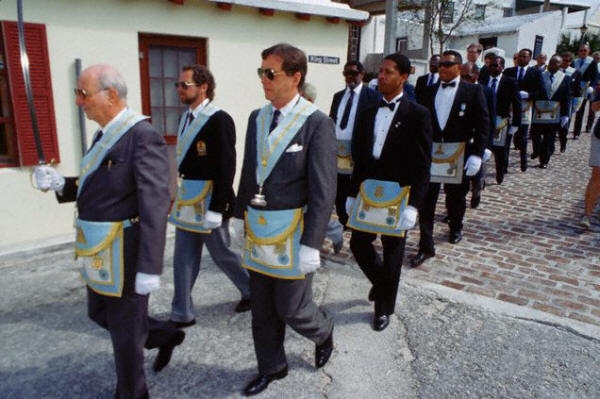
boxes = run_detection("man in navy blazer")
[415,54,440,105]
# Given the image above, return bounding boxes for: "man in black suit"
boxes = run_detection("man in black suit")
[415,54,440,105]
[33,65,184,398]
[559,51,583,152]
[481,56,522,184]
[477,51,498,85]
[504,48,542,171]
[409,50,490,267]
[572,45,598,138]
[329,61,381,229]
[347,53,432,332]
[530,55,571,168]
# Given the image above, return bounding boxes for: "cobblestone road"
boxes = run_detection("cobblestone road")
[325,127,600,326]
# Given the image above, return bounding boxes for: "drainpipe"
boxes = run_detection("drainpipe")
[75,59,87,157]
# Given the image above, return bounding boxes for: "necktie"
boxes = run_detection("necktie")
[441,81,456,89]
[427,74,434,86]
[550,74,554,83]
[491,78,497,92]
[269,109,281,133]
[182,112,194,134]
[518,67,524,82]
[379,100,395,111]
[339,90,355,130]
[90,130,103,150]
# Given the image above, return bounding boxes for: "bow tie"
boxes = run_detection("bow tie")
[379,100,396,111]
[441,81,456,89]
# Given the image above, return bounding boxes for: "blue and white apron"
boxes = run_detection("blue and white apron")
[493,116,509,147]
[336,139,353,174]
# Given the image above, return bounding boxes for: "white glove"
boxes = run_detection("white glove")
[509,126,519,136]
[587,86,594,98]
[135,272,160,295]
[33,165,65,192]
[396,205,418,230]
[483,148,492,162]
[298,245,321,274]
[345,197,355,216]
[519,91,529,100]
[203,210,222,230]
[229,217,245,244]
[464,155,482,176]
[560,116,570,128]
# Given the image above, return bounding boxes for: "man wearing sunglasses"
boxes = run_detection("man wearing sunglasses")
[329,61,380,237]
[409,50,490,267]
[168,64,251,331]
[415,54,440,105]
[233,43,335,396]
[572,45,599,138]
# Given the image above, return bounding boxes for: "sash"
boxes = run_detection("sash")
[176,103,220,167]
[168,179,213,233]
[493,117,509,147]
[430,142,466,184]
[521,99,532,125]
[255,97,317,186]
[542,70,565,100]
[532,101,561,124]
[564,66,576,77]
[572,96,585,114]
[346,179,410,237]
[336,139,353,174]
[78,109,147,197]
[243,207,304,279]
[75,218,133,297]
[575,56,593,75]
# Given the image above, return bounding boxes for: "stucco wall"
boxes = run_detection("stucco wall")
[0,0,350,248]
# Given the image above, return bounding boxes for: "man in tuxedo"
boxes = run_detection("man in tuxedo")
[481,56,522,184]
[347,53,432,331]
[504,48,542,171]
[530,55,571,168]
[409,50,490,267]
[573,45,599,138]
[559,52,582,152]
[329,61,381,230]
[415,54,440,105]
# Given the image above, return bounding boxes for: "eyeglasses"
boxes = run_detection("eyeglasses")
[73,88,107,98]
[439,61,460,68]
[489,63,499,68]
[174,81,197,89]
[257,68,285,80]
[343,70,360,77]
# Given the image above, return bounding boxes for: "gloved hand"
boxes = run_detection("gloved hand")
[33,165,65,192]
[464,155,482,176]
[483,148,492,163]
[396,205,418,230]
[298,245,321,274]
[345,197,355,216]
[587,86,594,98]
[135,272,160,295]
[509,126,519,136]
[229,217,245,244]
[519,91,529,100]
[203,210,222,230]
[560,116,570,128]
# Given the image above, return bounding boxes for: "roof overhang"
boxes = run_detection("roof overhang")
[340,0,425,15]
[516,0,591,13]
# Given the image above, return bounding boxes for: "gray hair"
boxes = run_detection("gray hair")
[94,65,128,99]
[301,82,317,102]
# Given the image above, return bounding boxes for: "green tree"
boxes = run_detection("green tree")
[557,32,600,55]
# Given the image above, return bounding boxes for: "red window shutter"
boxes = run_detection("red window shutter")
[1,21,60,166]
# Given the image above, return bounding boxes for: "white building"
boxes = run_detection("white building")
[0,0,367,250]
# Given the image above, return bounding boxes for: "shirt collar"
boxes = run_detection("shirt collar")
[274,93,300,118]
[101,106,128,131]
[189,98,210,117]
[382,91,404,105]
[491,73,502,81]
[441,76,460,86]
[347,82,363,95]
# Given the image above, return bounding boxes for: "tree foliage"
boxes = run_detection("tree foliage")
[557,32,600,55]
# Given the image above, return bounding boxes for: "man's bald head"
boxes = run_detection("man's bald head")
[81,64,128,100]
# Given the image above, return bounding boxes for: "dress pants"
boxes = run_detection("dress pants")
[171,219,250,323]
[587,100,596,132]
[249,271,333,375]
[574,98,591,137]
[536,124,559,166]
[558,125,569,152]
[418,178,470,254]
[517,124,530,168]
[492,138,510,179]
[326,217,343,246]
[349,231,407,315]
[335,174,352,227]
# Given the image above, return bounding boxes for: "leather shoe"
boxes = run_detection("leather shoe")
[521,163,528,172]
[539,163,548,169]
[235,298,251,313]
[495,173,504,185]
[169,319,196,329]
[409,252,434,268]
[449,230,463,244]
[243,367,288,396]
[530,152,538,160]
[315,328,334,368]
[333,239,343,254]
[373,314,390,331]
[470,191,481,209]
[153,330,185,372]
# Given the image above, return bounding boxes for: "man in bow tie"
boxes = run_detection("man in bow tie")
[409,50,490,267]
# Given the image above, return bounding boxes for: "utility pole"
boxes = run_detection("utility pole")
[383,0,399,55]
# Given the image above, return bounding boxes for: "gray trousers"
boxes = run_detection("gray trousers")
[326,217,343,246]
[249,270,333,375]
[171,219,250,323]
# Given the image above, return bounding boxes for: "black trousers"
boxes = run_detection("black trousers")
[350,230,407,315]
[249,271,333,376]
[574,98,595,136]
[418,178,470,254]
[534,124,559,166]
[335,173,352,227]
[558,125,569,152]
[516,124,530,168]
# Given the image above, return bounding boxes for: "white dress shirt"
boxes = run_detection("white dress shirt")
[372,92,403,159]
[100,106,128,132]
[336,83,362,140]
[435,76,460,131]
[488,73,502,94]
[426,72,439,86]
[273,93,300,121]
[181,98,210,132]
[517,65,529,81]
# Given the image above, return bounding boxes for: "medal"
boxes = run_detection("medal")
[251,186,267,207]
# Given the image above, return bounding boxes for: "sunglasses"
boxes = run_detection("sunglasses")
[174,81,197,89]
[439,61,460,68]
[343,70,360,77]
[73,88,107,98]
[461,74,474,80]
[257,68,285,80]
[489,63,499,68]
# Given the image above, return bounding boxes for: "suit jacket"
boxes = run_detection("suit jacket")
[573,58,599,84]
[234,108,336,249]
[415,73,430,105]
[481,85,496,148]
[57,120,170,276]
[329,85,381,126]
[349,97,432,210]
[404,82,417,102]
[565,68,583,97]
[178,110,236,217]
[422,81,490,158]
[481,75,522,127]
[504,66,542,97]
[478,65,490,85]
[532,73,571,119]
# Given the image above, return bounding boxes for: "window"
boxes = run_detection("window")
[533,35,544,59]
[474,4,486,20]
[347,24,361,61]
[480,37,498,50]
[396,37,408,53]
[441,2,455,24]
[503,7,514,17]
[139,34,206,145]
[0,21,59,167]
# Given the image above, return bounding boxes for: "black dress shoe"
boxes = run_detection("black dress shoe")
[470,190,481,209]
[235,298,251,313]
[495,173,504,185]
[153,330,185,372]
[539,163,548,169]
[315,328,334,368]
[521,163,528,172]
[449,230,463,244]
[333,239,343,254]
[243,367,288,396]
[373,314,390,331]
[169,319,196,329]
[530,152,538,160]
[409,252,435,267]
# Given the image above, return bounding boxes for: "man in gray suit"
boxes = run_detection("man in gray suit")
[232,43,336,396]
